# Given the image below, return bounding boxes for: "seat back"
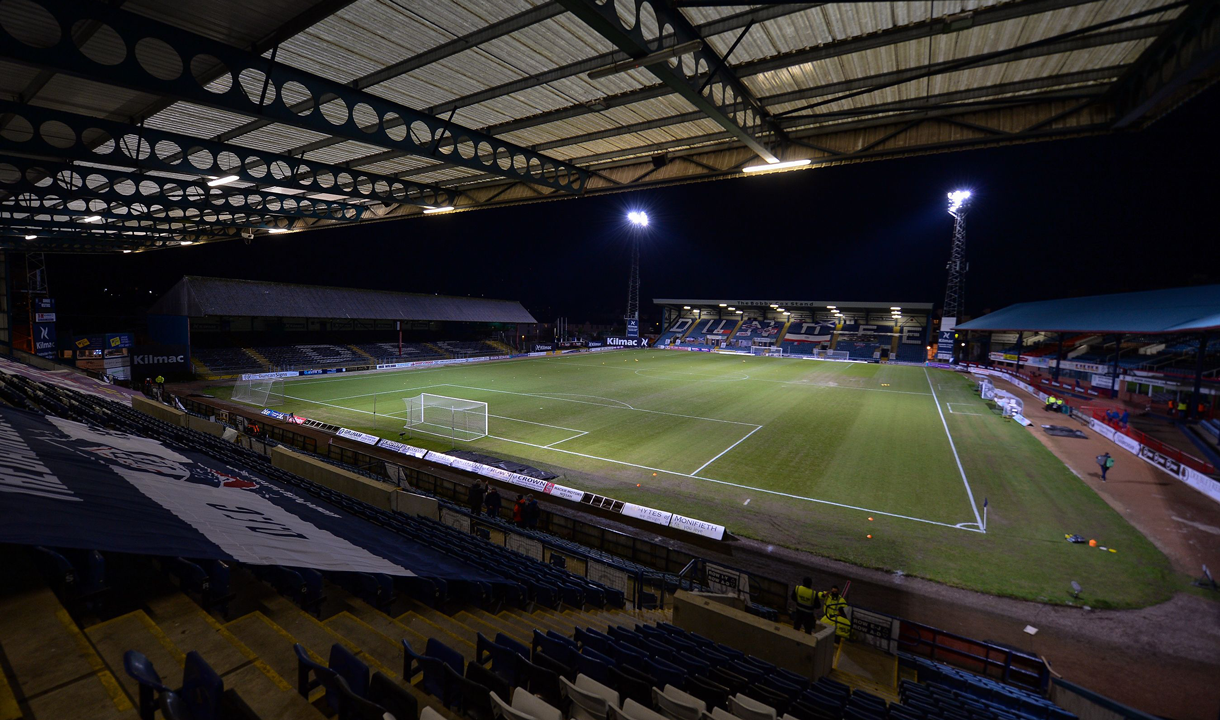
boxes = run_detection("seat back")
[620,698,670,720]
[562,676,610,720]
[159,690,190,720]
[369,671,418,720]
[576,673,620,708]
[490,691,537,720]
[426,637,466,676]
[123,649,170,720]
[730,694,778,720]
[512,686,564,720]
[294,643,340,711]
[711,708,745,720]
[329,643,370,699]
[182,651,224,720]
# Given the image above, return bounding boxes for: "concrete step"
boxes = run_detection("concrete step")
[504,607,568,637]
[144,592,248,676]
[395,611,477,664]
[85,610,184,707]
[454,611,529,646]
[469,609,536,640]
[0,587,134,718]
[339,598,430,651]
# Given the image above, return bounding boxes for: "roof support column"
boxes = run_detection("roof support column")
[1189,332,1209,421]
[1015,332,1024,374]
[1111,333,1123,399]
[983,333,992,368]
[1054,333,1065,382]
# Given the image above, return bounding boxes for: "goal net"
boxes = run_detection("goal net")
[977,378,995,400]
[752,346,786,357]
[403,393,488,442]
[811,349,850,360]
[231,378,284,407]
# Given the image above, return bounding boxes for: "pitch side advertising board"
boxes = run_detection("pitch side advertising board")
[603,336,650,348]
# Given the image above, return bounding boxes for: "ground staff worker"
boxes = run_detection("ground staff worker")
[819,585,851,640]
[791,577,819,634]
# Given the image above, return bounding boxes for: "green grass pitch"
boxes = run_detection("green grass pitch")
[210,349,1179,608]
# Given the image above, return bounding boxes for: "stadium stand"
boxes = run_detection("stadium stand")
[193,347,265,375]
[0,365,1096,720]
[189,339,511,375]
[680,319,738,347]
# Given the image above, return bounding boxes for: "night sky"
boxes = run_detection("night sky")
[46,83,1220,332]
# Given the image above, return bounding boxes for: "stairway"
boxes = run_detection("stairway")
[774,318,794,344]
[831,640,901,704]
[242,347,272,370]
[348,345,378,362]
[191,356,213,376]
[486,339,515,355]
[423,342,451,359]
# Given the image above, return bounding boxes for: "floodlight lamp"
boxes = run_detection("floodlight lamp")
[627,210,649,226]
[24,234,36,240]
[827,305,836,309]
[122,249,132,253]
[423,206,455,214]
[947,190,972,214]
[742,159,811,173]
[207,175,239,187]
[783,312,790,316]
[735,310,743,314]
[719,303,727,307]
[267,228,289,234]
[82,215,102,223]
[178,240,194,245]
[683,305,691,310]
[770,304,778,308]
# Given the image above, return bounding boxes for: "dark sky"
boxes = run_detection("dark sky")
[47,83,1220,330]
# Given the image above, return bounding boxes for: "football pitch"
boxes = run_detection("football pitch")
[211,350,1178,607]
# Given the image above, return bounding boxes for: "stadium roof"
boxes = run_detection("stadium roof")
[2,0,1217,253]
[654,298,934,310]
[956,285,1220,334]
[149,276,538,323]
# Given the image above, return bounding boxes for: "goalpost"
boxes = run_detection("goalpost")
[811,349,850,360]
[403,393,488,442]
[231,377,284,407]
[752,346,787,357]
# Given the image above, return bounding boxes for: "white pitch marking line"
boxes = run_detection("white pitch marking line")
[488,413,585,434]
[926,367,985,532]
[483,433,982,533]
[543,430,589,448]
[441,384,760,427]
[691,425,763,476]
[946,403,984,416]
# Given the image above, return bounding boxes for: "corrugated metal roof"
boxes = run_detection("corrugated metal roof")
[151,276,539,323]
[957,286,1220,334]
[1,0,1212,251]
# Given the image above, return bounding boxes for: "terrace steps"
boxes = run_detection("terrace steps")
[242,347,272,369]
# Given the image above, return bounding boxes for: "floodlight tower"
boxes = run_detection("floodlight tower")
[624,211,648,337]
[938,190,972,361]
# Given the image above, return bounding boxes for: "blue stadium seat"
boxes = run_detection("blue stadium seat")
[124,650,171,720]
[403,639,449,701]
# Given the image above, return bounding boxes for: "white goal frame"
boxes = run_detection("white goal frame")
[403,393,488,442]
[752,346,787,357]
[811,349,850,360]
[231,377,284,407]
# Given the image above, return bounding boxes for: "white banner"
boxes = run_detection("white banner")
[1089,418,1116,442]
[621,503,674,527]
[336,427,379,445]
[669,513,726,540]
[1180,466,1220,504]
[1113,432,1141,456]
[240,371,299,380]
[705,562,750,598]
[377,439,428,458]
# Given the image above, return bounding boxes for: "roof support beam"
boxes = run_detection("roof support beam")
[2,192,306,233]
[1,0,588,193]
[0,155,369,223]
[215,2,566,145]
[555,0,781,162]
[0,103,452,208]
[1108,0,1220,128]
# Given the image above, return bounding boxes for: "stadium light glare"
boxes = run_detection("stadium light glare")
[719,303,727,307]
[627,210,649,227]
[24,234,36,240]
[890,306,901,310]
[770,304,778,308]
[735,310,743,314]
[207,175,239,187]
[82,215,102,223]
[267,228,289,234]
[122,250,132,253]
[742,159,811,173]
[827,305,836,309]
[783,311,790,316]
[423,206,455,214]
[178,241,194,245]
[947,189,972,214]
[683,305,691,310]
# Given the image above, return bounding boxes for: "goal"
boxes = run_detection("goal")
[810,349,850,361]
[751,346,786,357]
[231,377,284,407]
[403,393,488,442]
[977,378,995,400]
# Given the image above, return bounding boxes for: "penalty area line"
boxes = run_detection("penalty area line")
[925,367,985,532]
[691,425,763,476]
[483,433,983,534]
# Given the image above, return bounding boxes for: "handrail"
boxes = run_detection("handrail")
[1092,409,1215,474]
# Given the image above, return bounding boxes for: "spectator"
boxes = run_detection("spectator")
[155,374,166,395]
[1178,400,1188,416]
[484,486,502,519]
[1096,452,1114,482]
[468,480,485,516]
[523,495,540,530]
[512,494,525,526]
[1120,409,1129,428]
[790,576,820,634]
